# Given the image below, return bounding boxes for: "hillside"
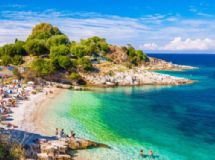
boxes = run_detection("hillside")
[0,23,195,86]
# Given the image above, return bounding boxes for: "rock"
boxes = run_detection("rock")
[72,86,89,91]
[68,139,110,150]
[56,84,72,89]
[106,82,116,86]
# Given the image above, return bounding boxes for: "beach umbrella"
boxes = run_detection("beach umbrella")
[27,81,34,85]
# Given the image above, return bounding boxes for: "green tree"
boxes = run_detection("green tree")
[46,35,70,49]
[12,55,24,65]
[14,41,27,55]
[31,58,56,76]
[126,46,149,65]
[25,39,48,56]
[78,57,93,71]
[80,36,109,55]
[27,23,62,40]
[0,42,26,57]
[70,43,88,57]
[58,56,72,69]
[13,67,22,80]
[50,45,70,58]
[98,41,109,53]
[70,72,80,80]
[1,55,12,66]
[127,46,136,57]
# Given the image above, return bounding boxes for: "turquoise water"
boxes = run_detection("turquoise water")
[44,54,215,160]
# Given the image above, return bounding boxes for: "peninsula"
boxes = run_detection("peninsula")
[0,23,196,159]
[0,23,195,88]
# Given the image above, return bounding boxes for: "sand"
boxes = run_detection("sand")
[10,87,63,135]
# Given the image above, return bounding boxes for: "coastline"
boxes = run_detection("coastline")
[26,87,65,135]
[82,69,194,87]
[10,86,63,135]
[0,62,196,159]
[10,64,196,132]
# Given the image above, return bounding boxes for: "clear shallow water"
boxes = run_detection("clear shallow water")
[43,54,215,160]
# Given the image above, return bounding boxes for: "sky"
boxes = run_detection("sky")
[0,0,215,53]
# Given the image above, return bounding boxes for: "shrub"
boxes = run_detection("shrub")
[46,35,70,49]
[25,39,48,56]
[12,55,24,65]
[13,67,22,80]
[70,43,88,58]
[0,42,26,57]
[58,56,72,69]
[27,23,62,40]
[31,58,56,76]
[70,72,80,80]
[50,45,70,58]
[1,55,12,66]
[78,57,93,71]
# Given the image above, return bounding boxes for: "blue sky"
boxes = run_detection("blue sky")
[0,0,215,53]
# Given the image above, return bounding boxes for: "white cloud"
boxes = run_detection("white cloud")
[0,11,150,46]
[189,5,214,18]
[140,43,159,50]
[163,37,215,50]
[1,10,215,52]
[141,37,215,51]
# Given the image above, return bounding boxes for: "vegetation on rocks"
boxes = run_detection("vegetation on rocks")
[126,45,149,65]
[0,22,150,84]
[0,136,25,160]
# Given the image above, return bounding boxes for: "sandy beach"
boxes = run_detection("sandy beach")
[10,86,63,135]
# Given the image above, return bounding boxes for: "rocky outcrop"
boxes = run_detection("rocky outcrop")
[81,65,194,87]
[68,138,110,150]
[106,45,128,64]
[0,129,110,160]
[146,57,197,71]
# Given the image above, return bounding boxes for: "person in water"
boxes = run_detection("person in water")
[149,150,154,159]
[140,149,147,158]
[140,149,144,156]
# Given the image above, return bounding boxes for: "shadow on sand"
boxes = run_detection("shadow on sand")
[0,129,57,145]
[0,129,110,159]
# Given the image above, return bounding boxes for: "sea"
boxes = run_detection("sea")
[42,54,215,160]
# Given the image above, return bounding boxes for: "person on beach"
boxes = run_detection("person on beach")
[60,129,65,137]
[55,128,59,137]
[70,130,76,138]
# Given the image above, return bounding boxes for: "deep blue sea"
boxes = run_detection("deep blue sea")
[44,54,215,160]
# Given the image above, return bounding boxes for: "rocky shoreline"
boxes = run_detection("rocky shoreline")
[144,57,197,71]
[80,61,195,87]
[0,129,110,160]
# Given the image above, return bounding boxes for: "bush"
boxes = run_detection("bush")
[13,67,22,79]
[25,39,48,56]
[50,45,70,58]
[1,55,12,66]
[0,42,26,57]
[58,56,72,69]
[0,140,25,159]
[12,55,24,65]
[78,57,93,71]
[46,35,70,49]
[27,23,62,40]
[127,46,149,65]
[80,36,109,56]
[70,43,88,58]
[31,58,56,76]
[70,72,80,80]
